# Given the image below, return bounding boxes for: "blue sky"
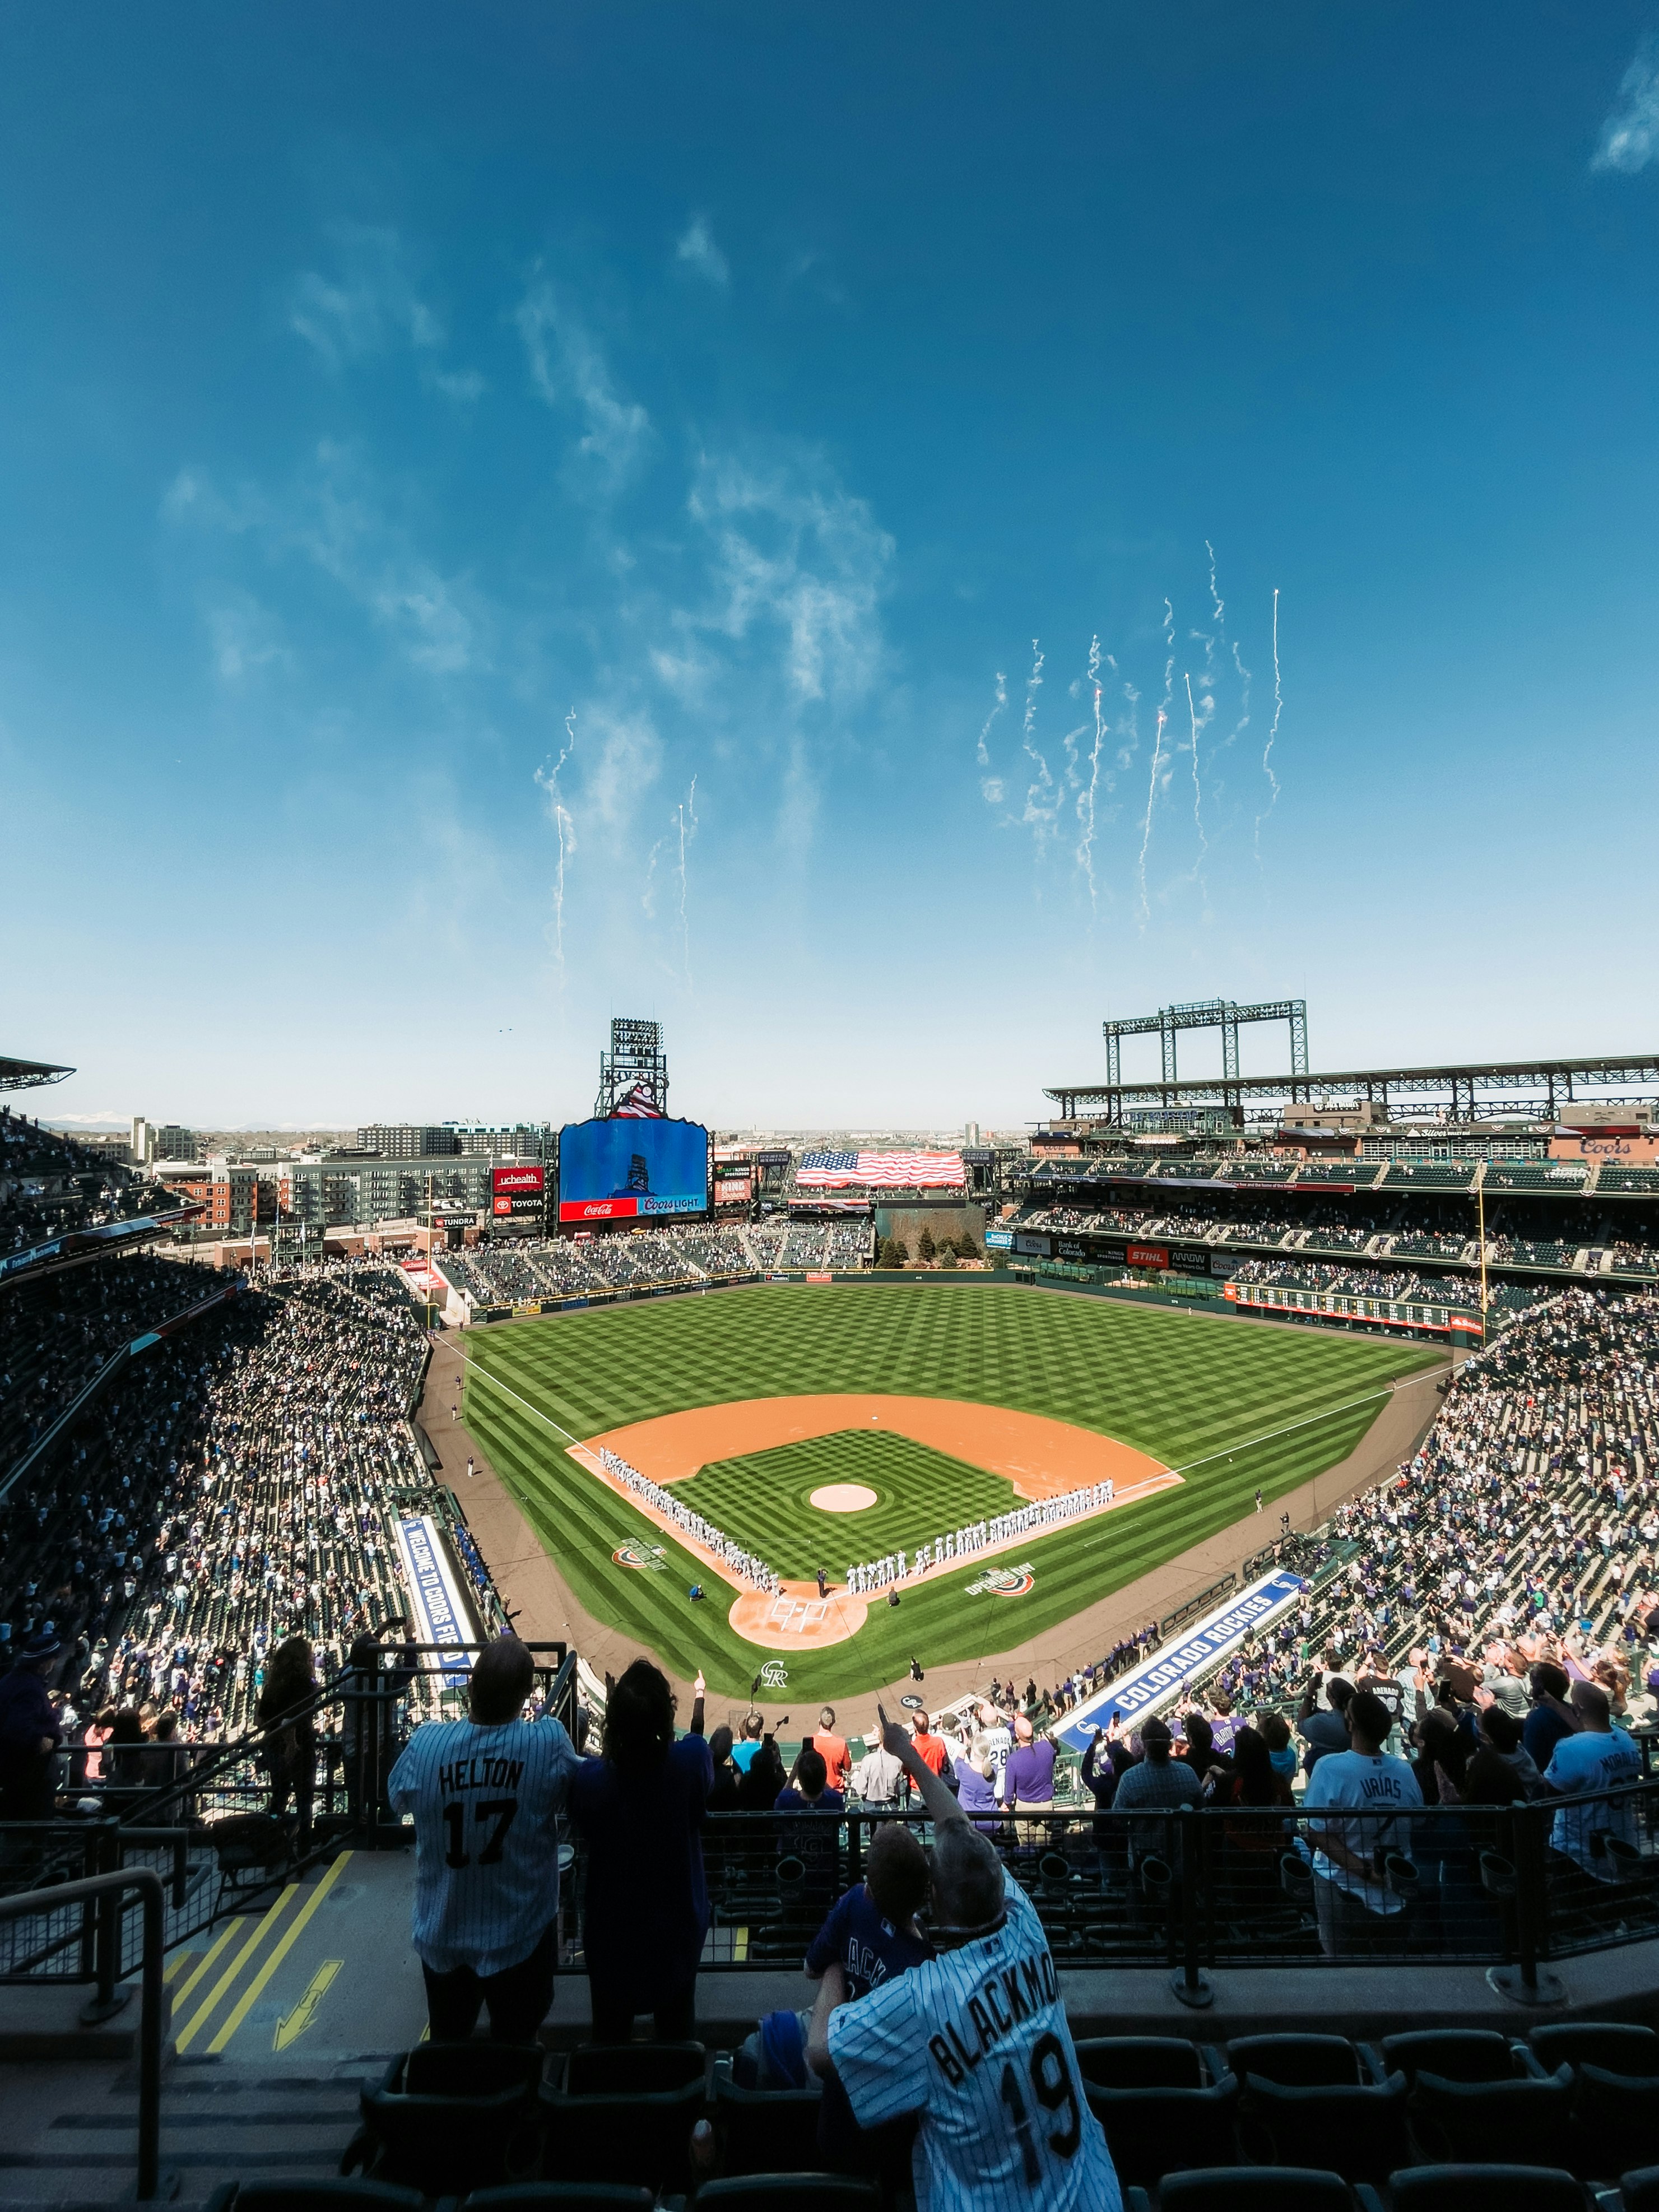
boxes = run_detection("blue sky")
[4,4,1657,1131]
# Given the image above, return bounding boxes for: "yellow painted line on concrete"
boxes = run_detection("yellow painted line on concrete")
[170,1917,246,2014]
[175,1888,300,2052]
[207,1853,354,2055]
[734,1927,749,1963]
[163,1947,197,1985]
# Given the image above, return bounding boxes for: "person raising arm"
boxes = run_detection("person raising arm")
[807,1703,1120,2212]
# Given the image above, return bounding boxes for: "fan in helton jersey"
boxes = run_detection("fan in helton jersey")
[808,1703,1121,2212]
[387,1634,578,2042]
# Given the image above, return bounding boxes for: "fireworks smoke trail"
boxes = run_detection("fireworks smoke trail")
[533,709,579,983]
[641,839,662,918]
[1186,670,1209,873]
[675,775,698,990]
[1018,641,1054,849]
[976,669,1008,804]
[1256,588,1283,856]
[1137,705,1167,926]
[1077,634,1107,913]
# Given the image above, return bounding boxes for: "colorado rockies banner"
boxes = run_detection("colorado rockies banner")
[396,1514,478,1674]
[1052,1565,1305,1751]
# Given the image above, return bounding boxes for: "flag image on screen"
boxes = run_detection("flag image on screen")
[557,1116,709,1223]
[795,1149,965,1188]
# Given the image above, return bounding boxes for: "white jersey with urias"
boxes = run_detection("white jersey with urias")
[826,1867,1120,2212]
[387,1714,578,1977]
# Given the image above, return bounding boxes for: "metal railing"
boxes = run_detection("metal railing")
[563,1776,1659,1995]
[0,1867,165,2199]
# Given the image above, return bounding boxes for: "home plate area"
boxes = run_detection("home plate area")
[576,1392,1178,1651]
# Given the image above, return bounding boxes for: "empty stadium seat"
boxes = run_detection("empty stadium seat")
[1406,2064,1574,2168]
[204,2187,424,2212]
[713,2061,824,2177]
[1238,2073,1409,2184]
[1572,2064,1659,2178]
[537,2070,706,2195]
[459,2190,655,2212]
[689,2181,879,2211]
[1375,2030,1527,2084]
[1530,2023,1659,2076]
[1084,2073,1240,2187]
[1125,2166,1356,2212]
[1228,2034,1375,2086]
[350,2044,545,2194]
[561,2041,705,2094]
[1074,2036,1214,2089]
[1378,2164,1588,2212]
[1620,2166,1659,2212]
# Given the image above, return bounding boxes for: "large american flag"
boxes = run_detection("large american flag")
[796,1149,966,1189]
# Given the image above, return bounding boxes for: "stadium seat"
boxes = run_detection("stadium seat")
[1084,2074,1240,2187]
[1374,2164,1588,2212]
[1375,2030,1528,2084]
[537,2071,706,2195]
[1406,2065,1573,2168]
[1620,2165,1659,2212]
[1228,2034,1375,2086]
[1074,2037,1214,2089]
[459,2191,655,2212]
[350,2044,545,2194]
[1530,2023,1659,2076]
[1570,2064,1659,2178]
[689,2181,880,2210]
[204,2187,425,2212]
[1238,2073,1409,2184]
[713,2062,824,2177]
[562,2042,705,2093]
[1124,2167,1356,2212]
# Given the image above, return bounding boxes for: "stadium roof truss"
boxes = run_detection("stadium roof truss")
[0,1053,75,1093]
[1044,1050,1659,1128]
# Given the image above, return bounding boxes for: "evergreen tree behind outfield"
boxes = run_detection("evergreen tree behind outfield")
[878,1237,908,1268]
[917,1226,936,1262]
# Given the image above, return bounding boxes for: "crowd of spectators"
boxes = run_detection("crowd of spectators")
[1182,1289,1659,1745]
[439,1220,875,1311]
[0,1254,481,1810]
[0,1108,169,1256]
[0,1252,219,1457]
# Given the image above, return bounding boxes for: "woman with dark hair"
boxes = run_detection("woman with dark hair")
[257,1635,318,1849]
[570,1657,713,2043]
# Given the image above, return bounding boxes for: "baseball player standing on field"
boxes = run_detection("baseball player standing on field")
[387,1636,578,2043]
[808,1702,1120,2212]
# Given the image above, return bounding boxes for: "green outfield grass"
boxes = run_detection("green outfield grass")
[457,1279,1440,1701]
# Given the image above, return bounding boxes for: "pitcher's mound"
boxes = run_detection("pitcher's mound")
[810,1483,879,1512]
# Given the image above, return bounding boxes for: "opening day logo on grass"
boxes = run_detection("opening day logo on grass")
[613,1539,669,1572]
[966,1562,1035,1597]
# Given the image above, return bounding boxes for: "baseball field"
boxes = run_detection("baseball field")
[457,1278,1439,1700]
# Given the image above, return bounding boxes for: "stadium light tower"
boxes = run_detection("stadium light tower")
[594,1017,670,1119]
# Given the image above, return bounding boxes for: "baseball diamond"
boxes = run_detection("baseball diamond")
[457,1279,1438,1699]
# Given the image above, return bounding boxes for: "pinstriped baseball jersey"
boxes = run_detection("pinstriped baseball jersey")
[826,1868,1121,2212]
[388,1714,578,1976]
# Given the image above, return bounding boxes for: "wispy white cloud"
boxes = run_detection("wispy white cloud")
[205,591,290,684]
[685,449,891,703]
[516,278,651,481]
[675,214,729,287]
[1593,34,1659,174]
[287,224,482,403]
[165,444,484,677]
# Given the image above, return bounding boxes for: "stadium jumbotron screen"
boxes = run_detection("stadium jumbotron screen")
[557,1115,709,1224]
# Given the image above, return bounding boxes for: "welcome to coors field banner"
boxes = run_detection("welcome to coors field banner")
[1052,1565,1305,1753]
[395,1515,478,1674]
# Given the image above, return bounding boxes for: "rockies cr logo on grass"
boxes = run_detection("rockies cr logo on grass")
[612,1539,668,1572]
[758,1659,789,1688]
[965,1562,1035,1598]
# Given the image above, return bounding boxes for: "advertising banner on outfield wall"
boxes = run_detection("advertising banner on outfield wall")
[984,1228,1014,1249]
[1053,1567,1306,1751]
[1126,1243,1169,1270]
